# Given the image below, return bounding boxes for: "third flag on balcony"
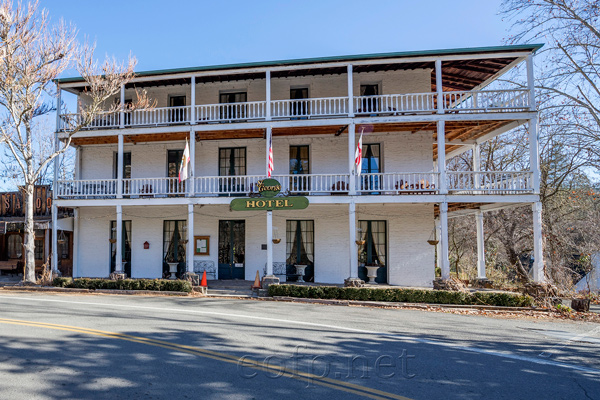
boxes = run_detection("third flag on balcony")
[355,128,363,176]
[179,139,190,182]
[267,135,274,177]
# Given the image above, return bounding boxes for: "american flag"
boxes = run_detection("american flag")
[267,135,274,177]
[355,128,364,176]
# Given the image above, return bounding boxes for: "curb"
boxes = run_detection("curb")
[269,296,551,312]
[0,286,190,296]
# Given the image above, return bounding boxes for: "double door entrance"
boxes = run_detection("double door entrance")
[218,220,245,280]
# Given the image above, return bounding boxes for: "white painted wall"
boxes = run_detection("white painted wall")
[78,130,433,180]
[75,203,435,287]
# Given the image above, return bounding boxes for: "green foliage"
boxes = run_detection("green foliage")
[268,285,534,307]
[52,278,192,293]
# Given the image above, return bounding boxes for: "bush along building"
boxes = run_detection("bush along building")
[1,185,73,277]
[52,44,544,286]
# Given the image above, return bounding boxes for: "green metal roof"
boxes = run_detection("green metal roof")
[56,43,544,84]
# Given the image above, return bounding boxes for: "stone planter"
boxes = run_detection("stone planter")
[167,262,179,280]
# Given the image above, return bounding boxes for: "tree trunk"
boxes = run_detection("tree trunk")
[23,183,36,284]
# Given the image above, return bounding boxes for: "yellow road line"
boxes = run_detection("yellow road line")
[0,317,412,400]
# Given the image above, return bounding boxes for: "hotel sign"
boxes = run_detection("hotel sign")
[230,179,309,211]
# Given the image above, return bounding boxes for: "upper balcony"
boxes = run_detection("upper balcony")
[56,44,541,136]
[57,89,531,132]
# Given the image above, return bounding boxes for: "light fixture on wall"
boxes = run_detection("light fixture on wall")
[427,226,439,246]
[355,228,365,246]
[272,227,281,244]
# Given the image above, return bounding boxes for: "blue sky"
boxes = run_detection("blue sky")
[43,0,510,76]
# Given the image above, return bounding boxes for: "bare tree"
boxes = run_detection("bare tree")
[0,0,143,283]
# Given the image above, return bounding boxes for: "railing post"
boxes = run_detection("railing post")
[435,59,444,114]
[191,76,196,124]
[265,70,271,121]
[117,134,123,199]
[188,129,195,197]
[347,64,354,117]
[119,84,125,128]
[437,121,447,194]
[526,54,536,111]
[473,143,481,191]
[348,122,356,194]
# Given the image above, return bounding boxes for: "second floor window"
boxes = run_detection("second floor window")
[113,152,131,179]
[169,95,186,122]
[289,145,309,175]
[167,149,184,178]
[219,147,246,176]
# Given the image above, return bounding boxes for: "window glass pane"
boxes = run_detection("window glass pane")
[219,148,246,176]
[7,234,22,259]
[168,150,183,178]
[34,238,43,260]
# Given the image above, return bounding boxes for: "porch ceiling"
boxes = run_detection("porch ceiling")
[434,203,492,217]
[69,120,516,156]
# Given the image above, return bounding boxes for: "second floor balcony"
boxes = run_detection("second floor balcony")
[57,88,531,132]
[55,171,534,200]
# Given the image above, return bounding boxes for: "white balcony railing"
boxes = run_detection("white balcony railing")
[196,101,267,123]
[354,93,436,115]
[355,173,439,194]
[57,89,532,131]
[55,171,533,199]
[444,89,530,113]
[130,106,191,126]
[271,97,349,119]
[56,179,118,198]
[447,171,533,193]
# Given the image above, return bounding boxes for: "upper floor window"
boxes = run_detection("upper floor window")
[113,152,131,179]
[219,147,246,176]
[289,145,309,175]
[167,149,184,178]
[169,95,186,122]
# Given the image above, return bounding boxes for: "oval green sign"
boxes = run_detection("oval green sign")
[257,179,281,198]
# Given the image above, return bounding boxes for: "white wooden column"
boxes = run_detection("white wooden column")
[532,202,545,282]
[348,122,356,194]
[439,202,450,279]
[348,199,358,278]
[55,85,62,131]
[265,125,272,175]
[115,205,123,273]
[476,210,486,279]
[74,147,82,180]
[435,218,441,273]
[117,134,124,199]
[526,54,536,111]
[73,208,79,278]
[435,59,444,114]
[437,121,447,194]
[187,204,194,273]
[529,118,540,194]
[473,143,481,190]
[265,70,271,121]
[266,211,273,276]
[191,76,196,124]
[51,203,58,273]
[44,228,50,263]
[347,64,354,117]
[188,129,195,197]
[119,84,125,128]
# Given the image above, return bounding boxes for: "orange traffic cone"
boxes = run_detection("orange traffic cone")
[251,270,262,289]
[200,270,208,287]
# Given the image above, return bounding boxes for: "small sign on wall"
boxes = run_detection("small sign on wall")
[194,236,210,256]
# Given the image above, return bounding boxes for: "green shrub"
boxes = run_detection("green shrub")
[52,278,192,293]
[268,284,533,307]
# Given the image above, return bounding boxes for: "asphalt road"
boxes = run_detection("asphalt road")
[0,292,598,400]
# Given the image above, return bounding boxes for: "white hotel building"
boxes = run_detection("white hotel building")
[51,44,544,287]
